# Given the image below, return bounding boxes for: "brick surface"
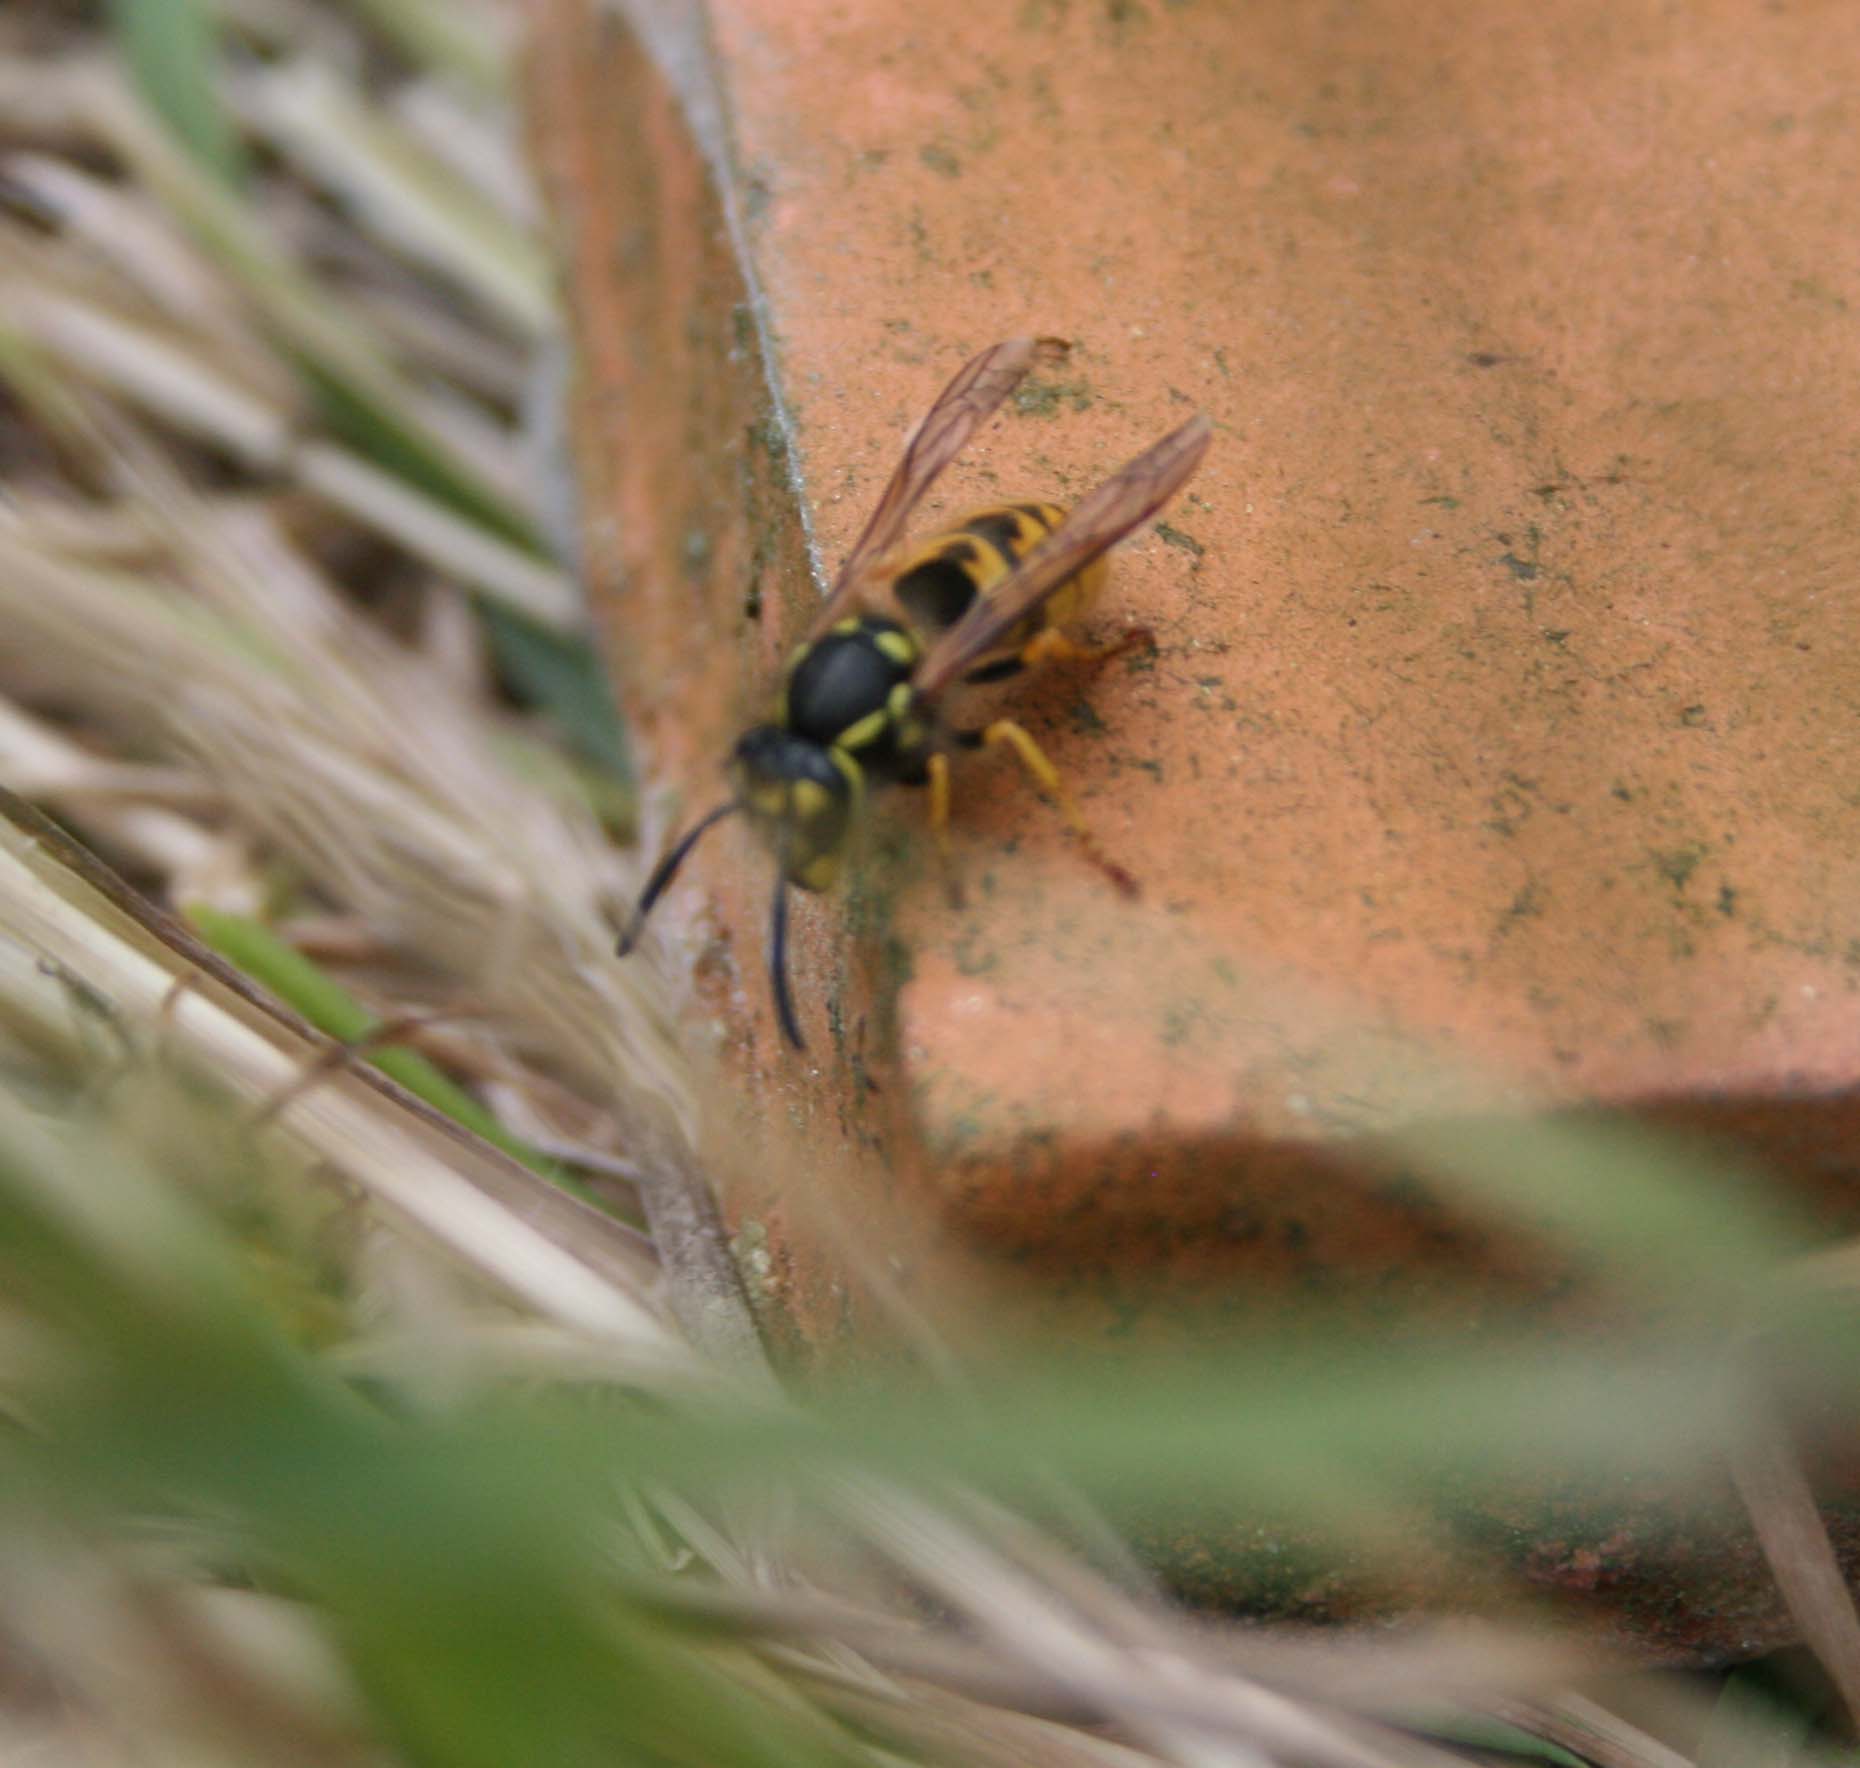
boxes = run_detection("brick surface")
[529,0,1860,1649]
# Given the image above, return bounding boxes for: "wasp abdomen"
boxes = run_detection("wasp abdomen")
[963,501,1066,558]
[890,502,1055,633]
[890,501,1107,681]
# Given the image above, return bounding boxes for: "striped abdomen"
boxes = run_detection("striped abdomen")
[887,502,1108,676]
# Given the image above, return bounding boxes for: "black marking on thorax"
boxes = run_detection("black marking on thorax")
[784,616,916,745]
[892,535,988,636]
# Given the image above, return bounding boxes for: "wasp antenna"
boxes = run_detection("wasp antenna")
[616,801,739,956]
[768,871,806,1050]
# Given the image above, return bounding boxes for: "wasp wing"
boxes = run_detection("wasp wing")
[910,413,1212,702]
[807,335,1068,638]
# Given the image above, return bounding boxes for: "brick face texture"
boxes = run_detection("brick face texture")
[532,0,1860,1649]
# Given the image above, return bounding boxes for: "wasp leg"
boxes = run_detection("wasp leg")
[926,751,966,907]
[1016,625,1157,670]
[963,626,1157,687]
[961,719,1138,898]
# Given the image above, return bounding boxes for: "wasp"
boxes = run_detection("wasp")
[617,336,1211,1049]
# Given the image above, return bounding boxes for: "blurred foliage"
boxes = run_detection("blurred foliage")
[1,950,1858,1763]
[0,1102,859,1766]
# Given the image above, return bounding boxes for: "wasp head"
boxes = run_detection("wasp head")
[614,725,862,1052]
[729,723,860,893]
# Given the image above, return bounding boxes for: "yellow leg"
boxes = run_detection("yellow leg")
[926,751,964,906]
[1017,624,1156,671]
[978,720,1138,898]
[927,751,952,858]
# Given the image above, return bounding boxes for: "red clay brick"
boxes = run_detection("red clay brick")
[529,0,1860,1651]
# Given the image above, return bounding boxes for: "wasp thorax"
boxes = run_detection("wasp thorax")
[782,616,919,744]
[729,724,857,892]
[778,616,934,789]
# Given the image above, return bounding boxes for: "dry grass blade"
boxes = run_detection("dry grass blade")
[331,0,509,93]
[0,198,575,622]
[0,506,676,1114]
[1482,1694,1696,1768]
[0,795,673,1356]
[1729,1394,1860,1727]
[6,149,255,327]
[835,1481,1468,1768]
[70,59,544,525]
[0,52,93,137]
[394,73,539,224]
[294,440,580,625]
[233,57,553,335]
[6,281,294,465]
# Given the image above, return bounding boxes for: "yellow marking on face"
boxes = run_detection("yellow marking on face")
[747,781,788,819]
[791,778,832,820]
[837,709,890,750]
[875,628,917,666]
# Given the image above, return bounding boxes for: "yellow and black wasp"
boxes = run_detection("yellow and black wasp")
[617,336,1211,1048]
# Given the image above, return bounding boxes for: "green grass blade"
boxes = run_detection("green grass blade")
[0,1120,858,1768]
[481,603,633,781]
[185,904,559,1180]
[108,0,247,187]
[328,0,506,97]
[95,83,545,550]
